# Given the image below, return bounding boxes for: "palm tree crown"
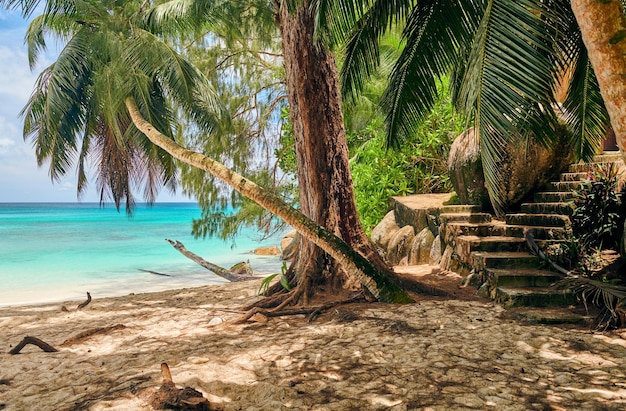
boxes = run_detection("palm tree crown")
[3,0,221,211]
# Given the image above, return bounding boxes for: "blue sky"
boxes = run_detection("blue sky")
[0,9,190,202]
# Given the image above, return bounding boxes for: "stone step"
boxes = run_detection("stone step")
[494,287,577,308]
[471,251,543,271]
[592,151,623,163]
[485,268,562,288]
[456,235,528,254]
[505,213,571,228]
[520,202,575,216]
[445,221,569,241]
[545,181,583,192]
[444,222,506,240]
[439,212,492,224]
[559,172,588,182]
[568,161,621,173]
[534,191,575,203]
[503,225,569,240]
[441,205,482,214]
[507,307,594,325]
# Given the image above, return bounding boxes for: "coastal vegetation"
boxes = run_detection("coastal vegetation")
[2,0,625,314]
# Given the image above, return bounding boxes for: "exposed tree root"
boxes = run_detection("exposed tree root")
[8,336,58,354]
[136,362,216,410]
[235,296,364,324]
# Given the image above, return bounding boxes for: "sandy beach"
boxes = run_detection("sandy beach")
[1,272,626,411]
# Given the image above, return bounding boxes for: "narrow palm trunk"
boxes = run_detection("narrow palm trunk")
[278,1,395,299]
[126,98,412,303]
[571,0,626,158]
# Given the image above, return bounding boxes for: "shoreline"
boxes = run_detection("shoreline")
[1,280,626,410]
[0,254,282,308]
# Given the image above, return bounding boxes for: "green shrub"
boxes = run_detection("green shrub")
[571,163,626,252]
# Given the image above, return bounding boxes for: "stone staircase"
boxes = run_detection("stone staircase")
[439,151,624,315]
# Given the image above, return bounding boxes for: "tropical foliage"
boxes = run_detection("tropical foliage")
[336,0,615,215]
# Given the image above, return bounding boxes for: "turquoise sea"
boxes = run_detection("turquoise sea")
[0,203,283,307]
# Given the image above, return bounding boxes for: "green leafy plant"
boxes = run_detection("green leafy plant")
[545,163,626,329]
[258,262,291,295]
[571,163,626,252]
[349,80,465,232]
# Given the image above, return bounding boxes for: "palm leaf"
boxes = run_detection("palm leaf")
[380,0,481,147]
[454,0,560,214]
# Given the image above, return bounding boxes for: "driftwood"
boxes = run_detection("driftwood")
[62,292,92,312]
[137,362,215,410]
[61,324,126,347]
[9,336,58,354]
[139,269,173,277]
[165,239,257,282]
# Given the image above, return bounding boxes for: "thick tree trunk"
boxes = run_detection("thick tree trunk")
[571,0,626,159]
[126,98,412,303]
[278,2,395,302]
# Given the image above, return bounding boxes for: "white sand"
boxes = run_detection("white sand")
[1,279,625,410]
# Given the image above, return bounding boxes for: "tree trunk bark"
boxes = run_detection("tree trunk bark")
[125,98,412,303]
[571,0,626,159]
[278,1,396,302]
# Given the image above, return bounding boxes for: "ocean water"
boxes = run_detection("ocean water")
[0,203,283,306]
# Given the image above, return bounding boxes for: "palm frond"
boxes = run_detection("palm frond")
[556,276,626,329]
[454,0,560,214]
[337,0,416,104]
[381,0,481,147]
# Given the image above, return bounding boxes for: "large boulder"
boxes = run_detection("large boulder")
[408,228,435,265]
[386,225,415,265]
[371,211,400,249]
[448,128,490,208]
[449,126,574,213]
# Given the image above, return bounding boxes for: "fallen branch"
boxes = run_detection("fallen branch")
[61,324,126,347]
[165,239,257,282]
[8,336,58,354]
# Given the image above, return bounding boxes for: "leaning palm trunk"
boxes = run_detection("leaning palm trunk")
[126,98,412,304]
[571,0,626,159]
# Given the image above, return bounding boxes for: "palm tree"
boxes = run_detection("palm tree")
[1,0,412,304]
[337,0,620,215]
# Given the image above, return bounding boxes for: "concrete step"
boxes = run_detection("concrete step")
[485,268,563,288]
[494,287,577,308]
[520,202,575,216]
[559,172,588,182]
[505,213,571,228]
[471,251,543,271]
[439,212,492,224]
[534,191,575,203]
[441,205,482,214]
[545,181,583,192]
